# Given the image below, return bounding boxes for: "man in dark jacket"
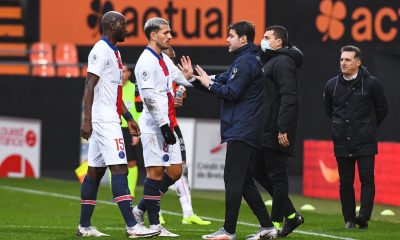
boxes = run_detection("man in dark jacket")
[323,45,388,229]
[252,25,304,238]
[180,21,277,240]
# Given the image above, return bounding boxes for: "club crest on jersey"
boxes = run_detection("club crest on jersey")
[118,151,125,159]
[162,154,170,162]
[141,71,150,81]
[90,53,99,64]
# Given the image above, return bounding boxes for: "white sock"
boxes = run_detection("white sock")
[174,176,194,218]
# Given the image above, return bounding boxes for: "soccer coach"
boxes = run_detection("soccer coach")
[180,21,277,239]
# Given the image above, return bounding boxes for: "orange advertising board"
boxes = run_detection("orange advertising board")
[40,0,265,46]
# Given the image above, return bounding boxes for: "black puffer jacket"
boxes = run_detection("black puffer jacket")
[210,43,265,149]
[260,46,303,156]
[323,67,388,157]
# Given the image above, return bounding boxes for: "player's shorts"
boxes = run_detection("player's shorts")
[88,122,127,167]
[141,132,182,167]
[122,127,140,162]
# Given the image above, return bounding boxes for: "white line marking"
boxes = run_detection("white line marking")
[0,185,355,240]
[0,225,209,233]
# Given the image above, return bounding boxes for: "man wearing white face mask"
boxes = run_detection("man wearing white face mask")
[252,25,305,238]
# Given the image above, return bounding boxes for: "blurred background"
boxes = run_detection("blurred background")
[0,0,399,206]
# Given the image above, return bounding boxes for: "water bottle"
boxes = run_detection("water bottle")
[175,85,185,98]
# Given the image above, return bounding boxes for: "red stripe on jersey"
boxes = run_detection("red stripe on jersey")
[114,50,123,121]
[114,51,123,69]
[159,58,169,77]
[114,195,132,203]
[167,92,177,129]
[117,85,122,119]
[81,200,96,205]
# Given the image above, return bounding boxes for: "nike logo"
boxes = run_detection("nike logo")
[319,159,339,183]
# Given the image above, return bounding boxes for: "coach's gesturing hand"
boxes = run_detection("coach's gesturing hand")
[160,124,176,145]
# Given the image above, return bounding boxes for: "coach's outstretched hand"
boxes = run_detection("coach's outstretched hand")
[160,124,176,145]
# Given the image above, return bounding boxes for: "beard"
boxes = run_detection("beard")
[117,35,125,42]
[156,40,170,50]
[116,31,126,42]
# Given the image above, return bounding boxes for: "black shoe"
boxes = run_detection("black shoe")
[278,212,304,237]
[344,221,356,229]
[355,216,368,229]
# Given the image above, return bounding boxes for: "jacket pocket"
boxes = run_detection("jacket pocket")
[354,120,376,144]
[331,121,346,145]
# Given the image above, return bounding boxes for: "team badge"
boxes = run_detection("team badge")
[163,154,170,162]
[118,151,125,159]
[141,71,150,81]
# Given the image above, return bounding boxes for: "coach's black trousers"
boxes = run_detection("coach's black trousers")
[223,141,272,234]
[251,148,296,222]
[336,155,375,222]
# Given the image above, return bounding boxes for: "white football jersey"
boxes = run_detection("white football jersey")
[87,38,123,123]
[135,48,181,134]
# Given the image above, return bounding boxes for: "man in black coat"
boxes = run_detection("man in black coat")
[252,25,304,238]
[323,45,388,229]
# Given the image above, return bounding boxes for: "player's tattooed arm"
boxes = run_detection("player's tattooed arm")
[142,88,169,126]
[143,97,159,112]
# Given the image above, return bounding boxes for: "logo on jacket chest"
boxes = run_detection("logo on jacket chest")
[230,67,238,80]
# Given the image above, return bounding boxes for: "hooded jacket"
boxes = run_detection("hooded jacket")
[323,67,388,157]
[209,43,265,149]
[260,45,303,156]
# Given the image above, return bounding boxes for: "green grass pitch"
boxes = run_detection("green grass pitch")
[0,178,399,239]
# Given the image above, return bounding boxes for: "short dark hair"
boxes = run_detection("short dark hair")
[144,17,169,40]
[266,25,288,47]
[341,45,362,61]
[228,21,255,43]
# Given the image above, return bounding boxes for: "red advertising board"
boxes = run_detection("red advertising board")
[303,140,400,206]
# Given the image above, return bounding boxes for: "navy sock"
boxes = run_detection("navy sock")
[80,176,99,227]
[137,198,146,212]
[112,174,136,227]
[159,173,176,195]
[143,178,161,225]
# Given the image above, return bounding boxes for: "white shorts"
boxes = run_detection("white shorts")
[88,122,127,167]
[141,132,182,167]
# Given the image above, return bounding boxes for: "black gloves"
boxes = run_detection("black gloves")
[160,124,176,145]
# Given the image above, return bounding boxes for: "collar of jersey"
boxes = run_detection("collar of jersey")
[101,36,118,51]
[146,46,163,60]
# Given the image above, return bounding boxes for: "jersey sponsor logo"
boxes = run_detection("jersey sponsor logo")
[162,154,169,162]
[111,80,122,84]
[118,151,125,159]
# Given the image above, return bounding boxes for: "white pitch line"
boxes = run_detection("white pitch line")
[0,225,210,233]
[0,185,355,240]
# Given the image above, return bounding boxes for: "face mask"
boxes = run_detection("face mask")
[260,39,272,52]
